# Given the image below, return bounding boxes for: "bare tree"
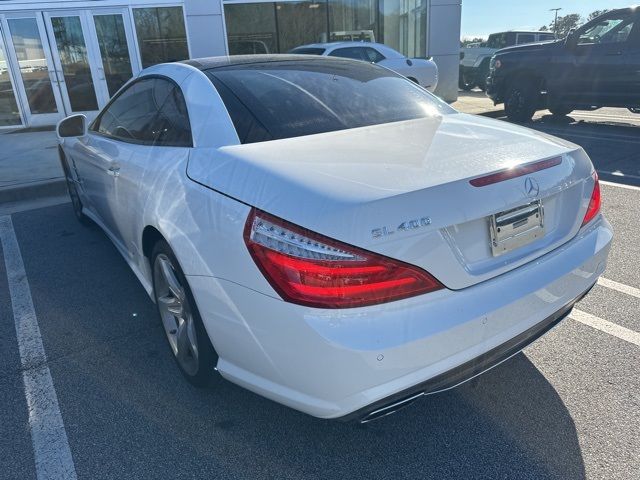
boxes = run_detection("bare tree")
[587,10,610,22]
[549,13,582,38]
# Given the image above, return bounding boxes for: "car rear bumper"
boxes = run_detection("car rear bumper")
[340,284,592,422]
[188,216,612,419]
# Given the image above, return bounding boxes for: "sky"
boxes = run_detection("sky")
[461,0,631,39]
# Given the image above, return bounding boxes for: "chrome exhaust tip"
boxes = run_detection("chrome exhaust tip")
[359,392,424,424]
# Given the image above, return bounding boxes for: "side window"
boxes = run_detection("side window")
[486,33,508,49]
[153,81,192,147]
[92,77,192,147]
[363,47,385,63]
[328,47,367,61]
[207,74,271,144]
[578,12,636,45]
[93,78,160,142]
[516,34,536,45]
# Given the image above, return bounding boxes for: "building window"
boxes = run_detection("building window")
[224,3,277,54]
[275,2,328,53]
[328,0,377,42]
[133,7,189,68]
[223,0,427,58]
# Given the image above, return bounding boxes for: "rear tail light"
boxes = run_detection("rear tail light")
[244,209,444,308]
[581,172,601,226]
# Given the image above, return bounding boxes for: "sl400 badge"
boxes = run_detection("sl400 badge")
[371,217,432,239]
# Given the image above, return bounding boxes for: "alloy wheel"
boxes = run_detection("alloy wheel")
[153,254,199,376]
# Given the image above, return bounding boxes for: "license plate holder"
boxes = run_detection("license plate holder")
[490,200,545,256]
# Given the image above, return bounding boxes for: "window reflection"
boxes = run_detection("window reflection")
[51,16,99,111]
[225,3,277,54]
[224,0,428,58]
[0,30,22,126]
[328,0,376,42]
[133,7,189,68]
[275,2,328,53]
[94,14,134,98]
[7,18,57,114]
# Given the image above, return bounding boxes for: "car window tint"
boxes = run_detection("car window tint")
[486,33,508,49]
[578,12,636,45]
[154,82,192,147]
[92,77,191,147]
[95,78,160,142]
[328,47,367,61]
[205,59,453,144]
[290,47,326,55]
[516,34,536,45]
[208,75,272,144]
[363,47,385,63]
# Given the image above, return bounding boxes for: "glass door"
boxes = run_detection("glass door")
[87,9,140,101]
[42,9,140,122]
[2,13,65,127]
[42,11,101,120]
[0,23,23,127]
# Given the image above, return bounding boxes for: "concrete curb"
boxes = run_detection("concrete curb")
[0,178,67,205]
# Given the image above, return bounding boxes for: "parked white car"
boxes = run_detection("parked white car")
[56,56,611,422]
[290,42,438,92]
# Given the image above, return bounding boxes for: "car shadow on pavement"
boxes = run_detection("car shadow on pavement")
[199,353,586,480]
[11,203,586,480]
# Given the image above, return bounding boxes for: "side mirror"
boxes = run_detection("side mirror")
[564,29,578,48]
[56,114,87,139]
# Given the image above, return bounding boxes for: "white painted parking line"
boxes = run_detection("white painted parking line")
[570,309,640,347]
[598,277,640,300]
[600,180,640,192]
[0,216,77,480]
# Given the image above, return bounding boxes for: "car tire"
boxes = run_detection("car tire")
[549,104,574,116]
[458,71,474,91]
[477,60,490,91]
[59,148,90,225]
[151,240,218,387]
[504,79,538,123]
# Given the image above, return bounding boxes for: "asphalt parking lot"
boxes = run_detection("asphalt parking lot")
[1,112,639,480]
[462,90,640,188]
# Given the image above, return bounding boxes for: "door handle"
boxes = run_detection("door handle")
[107,165,120,177]
[605,51,623,56]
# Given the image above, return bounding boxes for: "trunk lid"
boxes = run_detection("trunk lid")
[187,113,594,290]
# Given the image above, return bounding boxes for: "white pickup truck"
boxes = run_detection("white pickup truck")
[460,31,555,90]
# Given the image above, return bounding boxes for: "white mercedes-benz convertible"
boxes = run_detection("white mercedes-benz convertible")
[56,55,612,422]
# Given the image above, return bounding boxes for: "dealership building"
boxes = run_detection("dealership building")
[0,0,461,129]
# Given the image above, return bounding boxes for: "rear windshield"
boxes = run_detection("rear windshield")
[289,47,326,55]
[205,59,452,144]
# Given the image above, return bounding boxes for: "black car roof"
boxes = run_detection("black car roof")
[182,54,330,70]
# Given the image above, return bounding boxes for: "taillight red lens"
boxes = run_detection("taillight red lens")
[244,209,444,308]
[582,172,601,226]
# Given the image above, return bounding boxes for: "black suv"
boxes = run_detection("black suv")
[487,7,640,122]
